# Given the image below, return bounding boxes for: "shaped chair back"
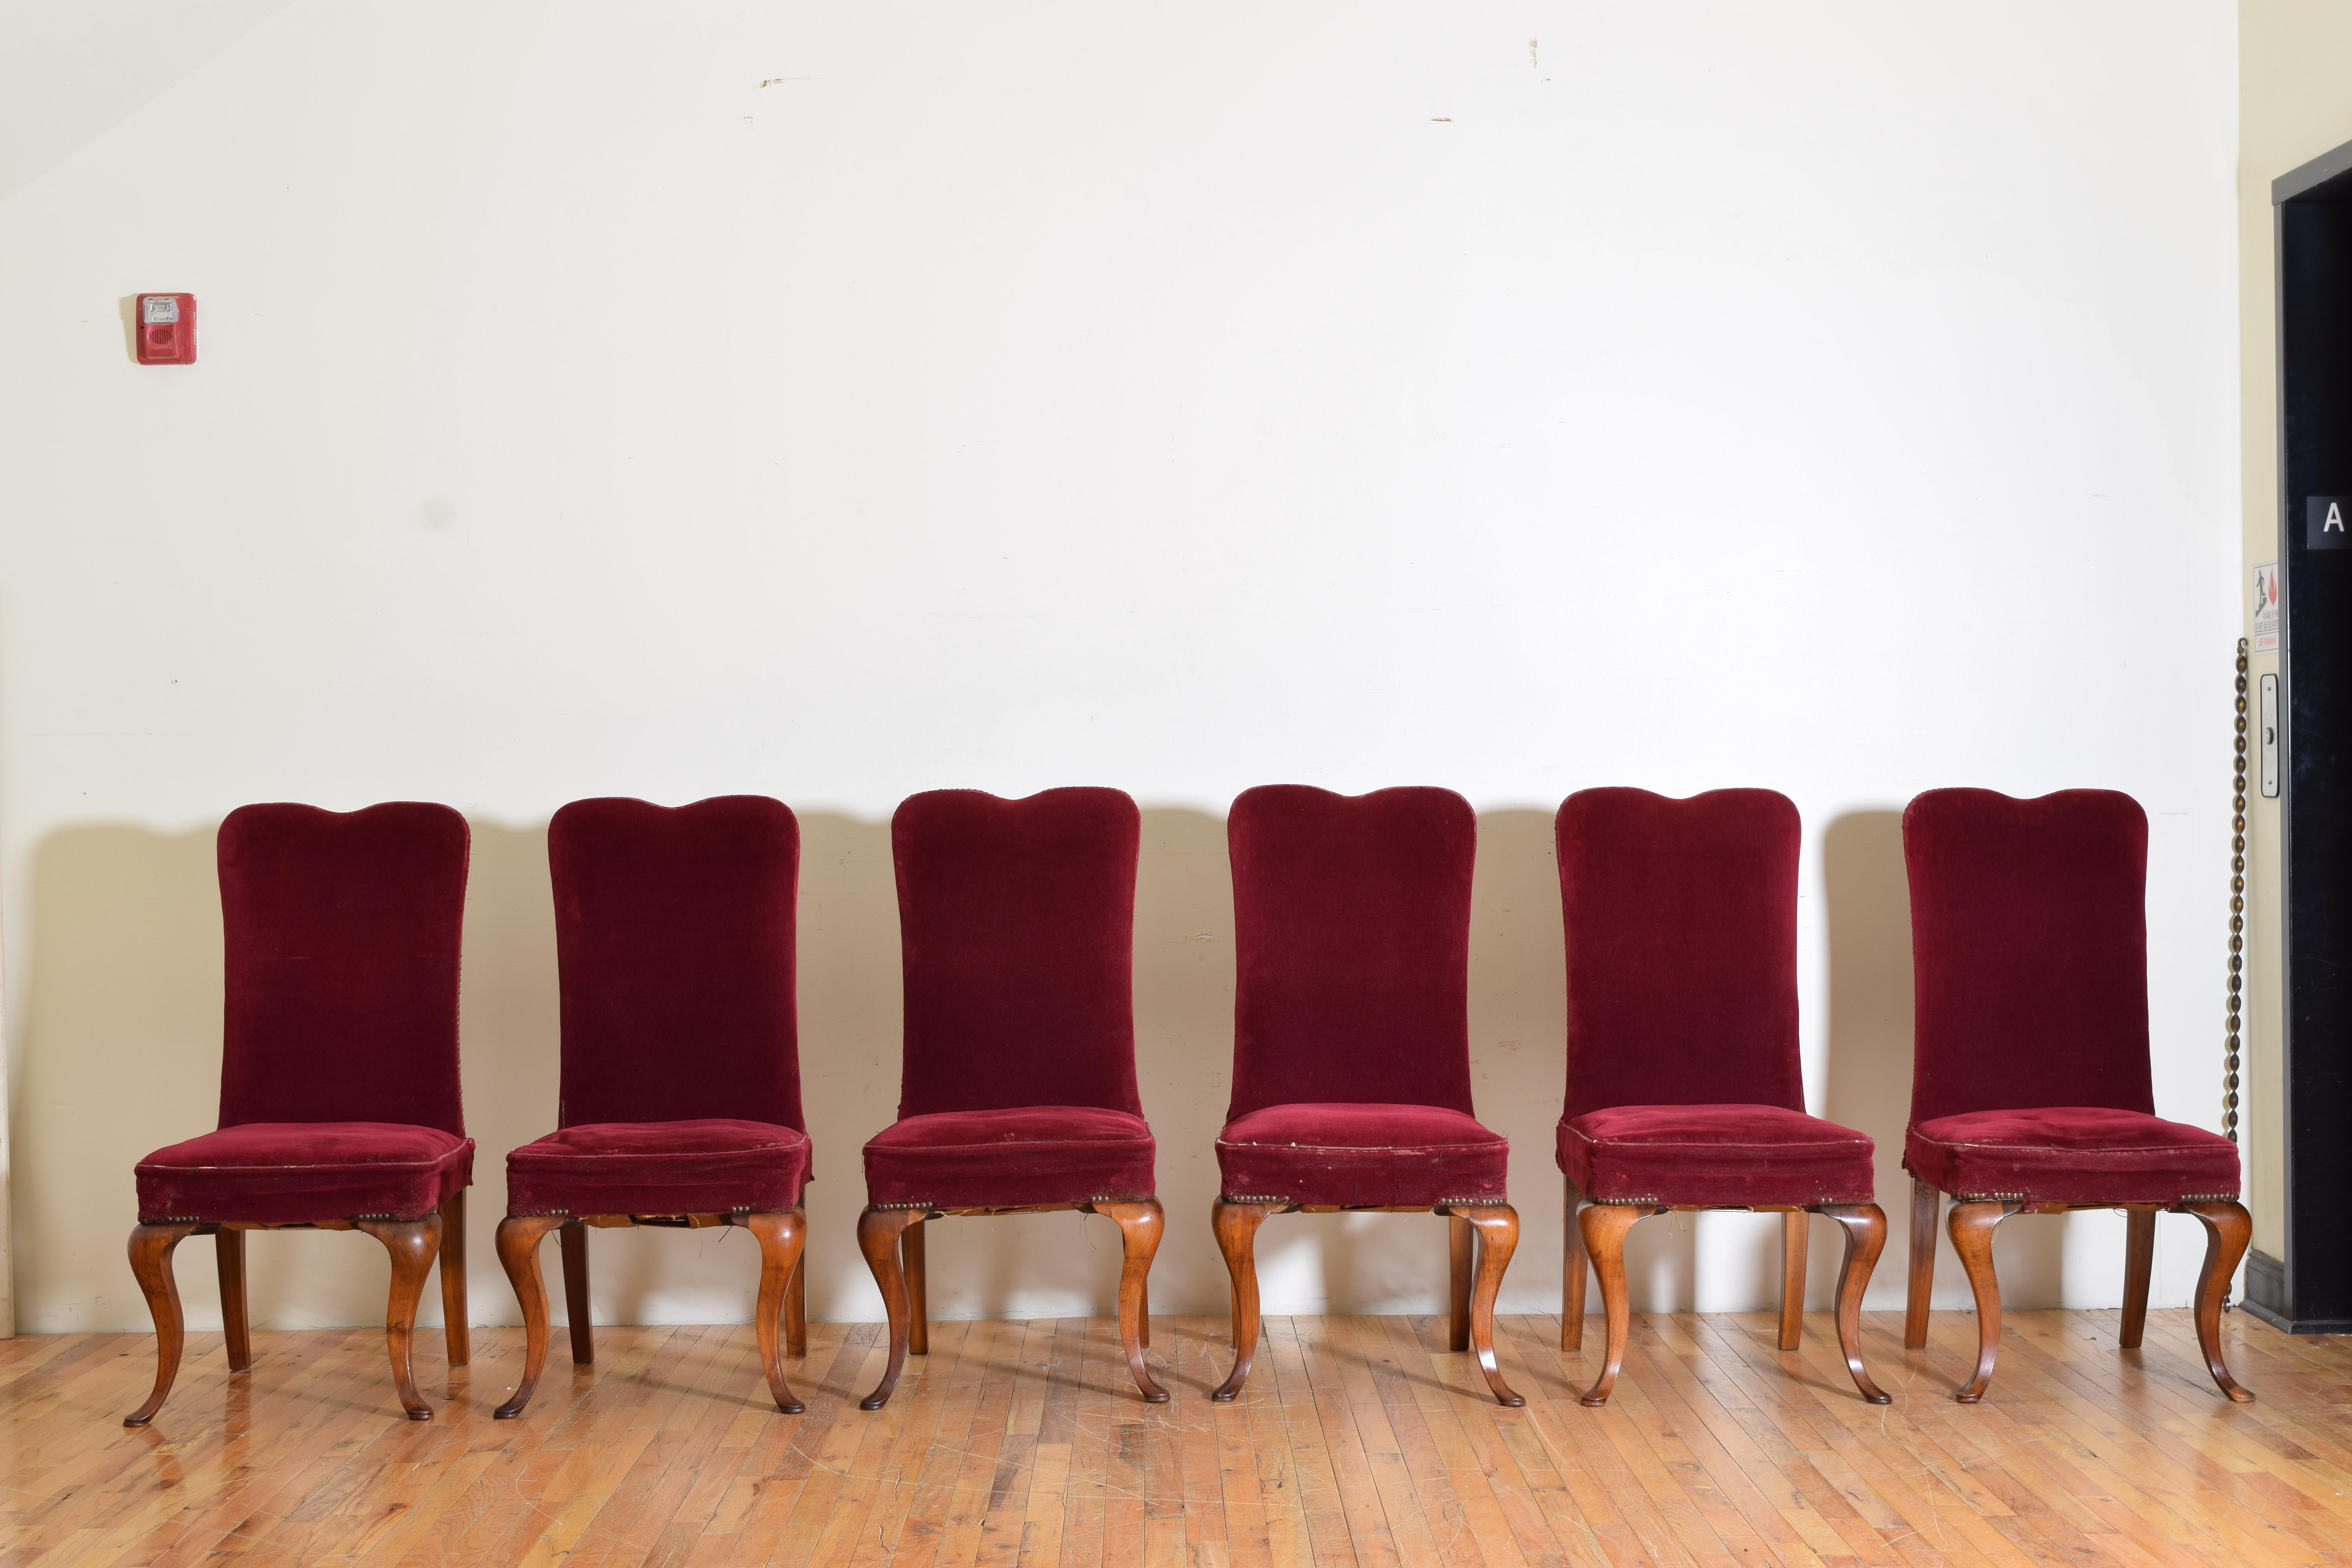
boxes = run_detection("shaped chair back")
[1557,788,1804,1119]
[893,788,1141,1118]
[1226,785,1475,1120]
[218,802,470,1134]
[550,796,802,1129]
[1903,787,2154,1125]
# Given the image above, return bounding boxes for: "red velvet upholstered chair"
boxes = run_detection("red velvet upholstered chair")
[126,802,474,1426]
[1556,789,1889,1407]
[494,796,811,1418]
[855,788,1164,1410]
[1902,788,2252,1403]
[1211,785,1522,1406]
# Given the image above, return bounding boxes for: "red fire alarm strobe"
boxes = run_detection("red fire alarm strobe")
[136,294,196,364]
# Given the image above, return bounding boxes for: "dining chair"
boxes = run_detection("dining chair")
[1210,784,1522,1406]
[1556,787,1889,1407]
[855,788,1165,1410]
[1902,787,2252,1402]
[127,801,473,1425]
[494,795,810,1418]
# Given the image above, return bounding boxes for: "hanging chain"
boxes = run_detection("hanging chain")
[2225,638,2248,1308]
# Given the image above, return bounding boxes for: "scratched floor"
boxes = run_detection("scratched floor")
[0,1305,2339,1566]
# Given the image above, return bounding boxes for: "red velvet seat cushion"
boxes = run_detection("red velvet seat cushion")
[505,1119,810,1217]
[1557,1104,1875,1208]
[1216,1103,1508,1208]
[1904,1108,2240,1206]
[863,1107,1155,1209]
[136,1122,473,1225]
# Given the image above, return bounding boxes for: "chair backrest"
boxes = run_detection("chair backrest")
[1557,788,1805,1120]
[1903,787,2154,1125]
[550,795,802,1129]
[218,802,470,1134]
[1227,784,1476,1120]
[893,788,1141,1119]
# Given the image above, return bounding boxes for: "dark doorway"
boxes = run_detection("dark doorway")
[2250,140,2352,1333]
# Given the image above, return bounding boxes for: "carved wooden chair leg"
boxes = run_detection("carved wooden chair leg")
[1905,1179,1939,1350]
[216,1227,253,1374]
[904,1218,929,1357]
[124,1221,200,1426]
[1456,1205,1524,1407]
[857,1207,923,1410]
[1138,1274,1150,1348]
[1210,1200,1269,1400]
[1448,1214,1474,1353]
[1577,1203,1655,1407]
[785,1238,807,1361]
[1779,1211,1808,1352]
[2119,1207,2156,1351]
[559,1219,593,1366]
[1562,1178,1588,1352]
[357,1213,444,1421]
[492,1215,565,1419]
[1094,1200,1170,1403]
[438,1190,470,1368]
[743,1211,808,1413]
[1946,1200,2011,1403]
[1817,1203,1892,1404]
[2181,1199,2255,1403]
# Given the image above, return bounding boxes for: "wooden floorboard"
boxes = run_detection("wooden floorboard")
[1,1310,2343,1567]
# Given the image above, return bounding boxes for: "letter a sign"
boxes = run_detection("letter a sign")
[2309,496,2352,550]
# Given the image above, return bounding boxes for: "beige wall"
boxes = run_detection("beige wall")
[2236,1,2352,1259]
[1,2,2243,1333]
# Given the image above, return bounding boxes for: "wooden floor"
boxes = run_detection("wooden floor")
[2,1307,2346,1567]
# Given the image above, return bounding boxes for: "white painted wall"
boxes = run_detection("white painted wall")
[0,1,2242,1337]
[0,0,300,203]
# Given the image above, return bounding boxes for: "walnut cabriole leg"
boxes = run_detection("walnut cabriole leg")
[1577,1203,1656,1407]
[1946,1200,2010,1403]
[2182,1199,2255,1403]
[743,1211,808,1413]
[1779,1210,1808,1352]
[1210,1200,1270,1401]
[124,1222,200,1426]
[904,1218,929,1358]
[1562,1177,1587,1351]
[559,1220,593,1366]
[492,1215,565,1419]
[439,1189,470,1368]
[1817,1203,1892,1404]
[216,1227,252,1374]
[1096,1200,1170,1403]
[786,1214,808,1361]
[357,1213,443,1421]
[1457,1205,1524,1407]
[2120,1207,2155,1351]
[857,1207,923,1410]
[1905,1179,1939,1350]
[1448,1214,1474,1354]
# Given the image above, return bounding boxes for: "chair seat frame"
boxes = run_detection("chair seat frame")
[856,1198,1165,1410]
[1209,1198,1523,1407]
[493,1204,808,1419]
[1904,1177,2253,1403]
[125,1189,468,1426]
[1564,1178,1889,1408]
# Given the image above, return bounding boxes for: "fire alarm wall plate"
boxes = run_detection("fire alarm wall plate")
[135,293,196,364]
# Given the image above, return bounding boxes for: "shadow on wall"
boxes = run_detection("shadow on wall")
[13,825,223,1335]
[14,802,1972,1332]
